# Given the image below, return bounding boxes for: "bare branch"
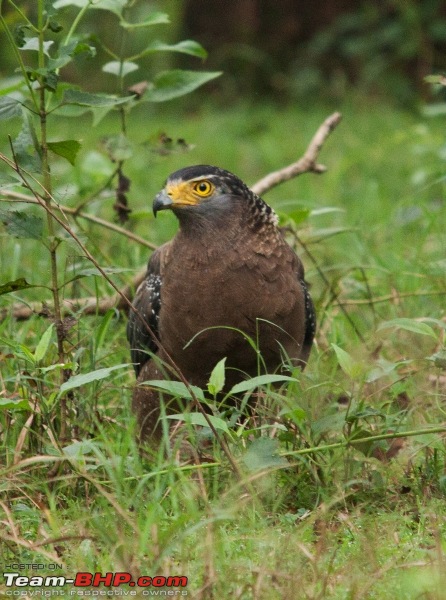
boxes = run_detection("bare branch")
[251,112,342,196]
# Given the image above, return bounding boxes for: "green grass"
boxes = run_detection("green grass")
[1,97,446,598]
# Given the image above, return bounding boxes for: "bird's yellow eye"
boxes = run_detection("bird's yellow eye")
[193,180,214,197]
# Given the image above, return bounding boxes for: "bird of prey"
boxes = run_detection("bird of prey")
[127,165,315,441]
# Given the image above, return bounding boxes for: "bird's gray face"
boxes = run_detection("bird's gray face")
[152,165,247,217]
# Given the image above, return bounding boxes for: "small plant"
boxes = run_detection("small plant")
[0,0,220,445]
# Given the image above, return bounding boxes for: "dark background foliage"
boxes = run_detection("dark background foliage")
[2,0,446,104]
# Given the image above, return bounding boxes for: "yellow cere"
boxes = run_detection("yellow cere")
[166,179,215,206]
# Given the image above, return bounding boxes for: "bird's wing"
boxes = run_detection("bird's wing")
[300,276,316,361]
[126,242,170,376]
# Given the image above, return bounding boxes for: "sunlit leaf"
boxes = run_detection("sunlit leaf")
[378,318,438,339]
[332,344,364,379]
[102,61,139,77]
[229,375,297,395]
[167,412,230,434]
[60,364,131,393]
[20,38,54,56]
[144,70,221,103]
[120,11,170,28]
[140,40,207,59]
[34,324,54,363]
[140,380,205,401]
[207,357,226,396]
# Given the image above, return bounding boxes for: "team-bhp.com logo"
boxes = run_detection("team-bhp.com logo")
[3,572,188,596]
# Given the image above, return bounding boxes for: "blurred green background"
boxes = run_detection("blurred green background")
[2,0,446,105]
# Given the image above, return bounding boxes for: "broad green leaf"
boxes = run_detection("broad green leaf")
[0,278,35,296]
[311,411,346,435]
[0,209,44,240]
[139,40,207,59]
[0,173,21,188]
[49,41,96,70]
[229,374,298,396]
[13,114,42,172]
[102,61,139,77]
[0,397,30,411]
[60,364,130,393]
[243,438,288,472]
[54,0,126,16]
[0,95,22,120]
[144,70,222,103]
[167,412,230,434]
[34,324,54,363]
[63,89,134,107]
[47,139,81,165]
[20,38,54,56]
[378,318,437,340]
[141,380,205,402]
[120,11,170,28]
[332,344,364,379]
[207,357,226,396]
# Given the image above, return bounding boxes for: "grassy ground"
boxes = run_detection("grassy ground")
[1,97,446,599]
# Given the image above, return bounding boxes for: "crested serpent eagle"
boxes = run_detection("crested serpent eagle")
[127,165,316,441]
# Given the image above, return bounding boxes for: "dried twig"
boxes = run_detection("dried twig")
[251,111,342,196]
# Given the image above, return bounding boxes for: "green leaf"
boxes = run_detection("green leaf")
[60,364,131,393]
[332,344,364,379]
[20,38,54,56]
[167,413,230,434]
[0,173,21,188]
[0,95,22,120]
[229,375,298,396]
[378,318,438,340]
[47,139,81,165]
[13,114,42,172]
[63,89,134,107]
[34,324,54,363]
[139,40,207,59]
[0,209,44,240]
[53,0,126,16]
[207,357,226,396]
[0,397,30,411]
[428,350,446,369]
[243,438,289,472]
[140,380,205,402]
[48,41,96,70]
[120,11,170,28]
[102,61,139,77]
[0,278,35,296]
[144,70,222,103]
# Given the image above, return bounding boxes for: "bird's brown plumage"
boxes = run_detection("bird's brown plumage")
[127,165,315,441]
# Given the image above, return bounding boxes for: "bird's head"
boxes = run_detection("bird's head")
[153,165,252,217]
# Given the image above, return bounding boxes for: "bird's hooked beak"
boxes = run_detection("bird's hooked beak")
[153,189,173,217]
